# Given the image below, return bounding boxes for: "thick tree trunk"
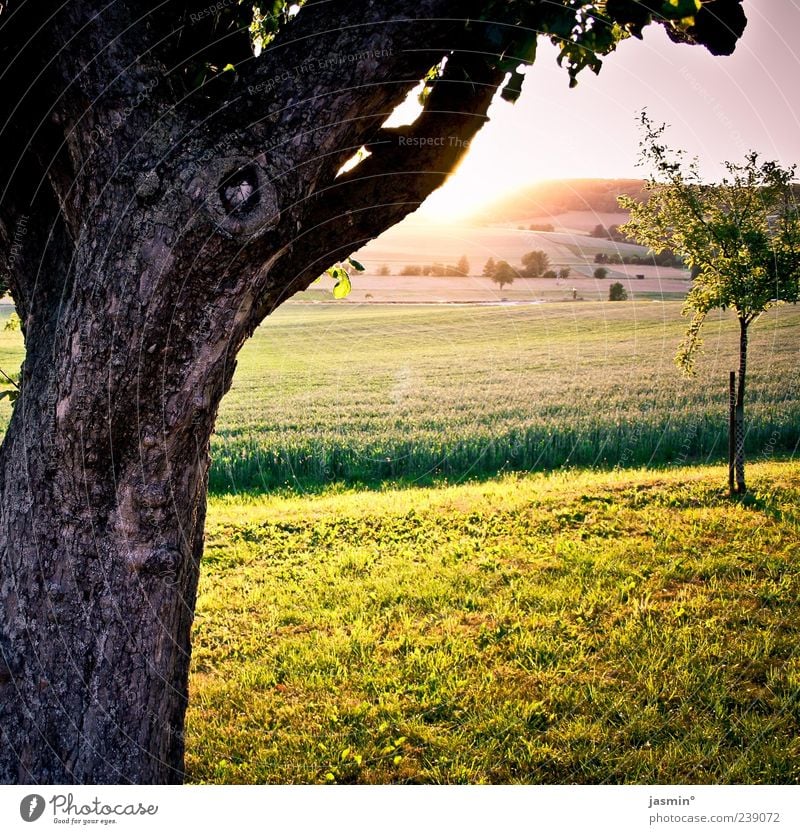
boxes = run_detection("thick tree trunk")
[735,318,748,495]
[0,207,228,783]
[0,409,208,783]
[0,0,505,783]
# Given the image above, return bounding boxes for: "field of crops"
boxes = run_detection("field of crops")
[208,301,799,492]
[0,300,797,785]
[187,461,800,783]
[0,302,797,493]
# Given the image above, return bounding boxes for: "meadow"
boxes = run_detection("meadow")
[1,302,796,492]
[188,462,800,783]
[0,299,797,784]
[207,301,798,492]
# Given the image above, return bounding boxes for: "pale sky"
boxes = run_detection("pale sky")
[418,0,800,220]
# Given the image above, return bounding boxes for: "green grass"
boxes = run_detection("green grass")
[208,301,799,492]
[1,302,796,494]
[0,301,797,784]
[186,461,800,783]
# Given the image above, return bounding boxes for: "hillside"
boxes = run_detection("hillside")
[471,178,647,226]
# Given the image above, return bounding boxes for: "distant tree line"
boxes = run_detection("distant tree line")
[594,250,684,268]
[591,223,635,243]
[399,255,470,276]
[482,252,571,290]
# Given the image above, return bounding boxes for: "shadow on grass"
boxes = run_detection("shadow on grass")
[739,488,800,529]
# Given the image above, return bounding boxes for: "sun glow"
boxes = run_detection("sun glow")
[409,16,800,224]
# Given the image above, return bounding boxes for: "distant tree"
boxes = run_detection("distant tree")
[543,269,557,279]
[401,264,422,276]
[430,262,446,277]
[594,252,608,264]
[594,267,609,280]
[620,115,800,494]
[591,224,609,238]
[521,249,550,277]
[492,260,517,290]
[377,264,391,276]
[482,257,497,277]
[558,267,571,281]
[609,282,627,301]
[529,222,555,232]
[457,255,470,276]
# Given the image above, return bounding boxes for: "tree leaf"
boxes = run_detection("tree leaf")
[332,272,352,299]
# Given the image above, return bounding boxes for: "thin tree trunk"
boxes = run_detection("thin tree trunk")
[728,370,736,496]
[735,318,748,494]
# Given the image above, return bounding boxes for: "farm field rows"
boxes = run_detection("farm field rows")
[0,298,797,785]
[1,302,796,494]
[0,301,800,492]
[208,301,799,492]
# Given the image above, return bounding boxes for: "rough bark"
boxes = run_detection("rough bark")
[0,0,746,784]
[0,0,505,783]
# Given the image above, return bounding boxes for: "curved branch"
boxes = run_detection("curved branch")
[261,50,505,303]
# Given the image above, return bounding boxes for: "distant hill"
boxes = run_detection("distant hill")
[472,179,647,226]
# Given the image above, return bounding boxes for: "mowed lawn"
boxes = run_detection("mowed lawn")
[187,461,800,784]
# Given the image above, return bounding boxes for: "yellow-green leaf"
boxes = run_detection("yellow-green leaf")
[332,272,351,299]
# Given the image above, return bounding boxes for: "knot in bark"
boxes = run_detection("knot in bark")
[136,546,182,578]
[187,154,279,239]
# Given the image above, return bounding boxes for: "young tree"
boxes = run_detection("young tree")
[491,261,517,290]
[457,255,470,276]
[609,282,628,301]
[620,115,800,494]
[558,267,571,281]
[378,265,391,276]
[594,267,609,280]
[482,257,497,277]
[521,249,550,277]
[0,1,747,783]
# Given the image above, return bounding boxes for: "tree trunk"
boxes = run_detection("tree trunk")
[728,370,736,496]
[735,318,748,494]
[0,0,505,783]
[0,197,231,783]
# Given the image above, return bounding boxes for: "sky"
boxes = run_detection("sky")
[416,1,800,220]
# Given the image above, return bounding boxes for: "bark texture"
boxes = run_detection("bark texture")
[0,0,744,783]
[0,0,507,782]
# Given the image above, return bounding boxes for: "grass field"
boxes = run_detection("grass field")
[187,461,800,783]
[0,298,797,784]
[2,302,795,493]
[208,301,799,492]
